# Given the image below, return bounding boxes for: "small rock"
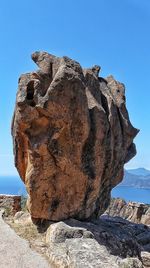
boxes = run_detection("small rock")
[14,211,31,224]
[119,257,143,268]
[46,221,94,244]
[141,251,150,267]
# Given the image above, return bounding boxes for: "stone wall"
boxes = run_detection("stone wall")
[0,195,21,215]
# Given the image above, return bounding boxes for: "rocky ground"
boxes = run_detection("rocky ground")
[3,205,150,268]
[0,210,50,268]
[106,198,150,225]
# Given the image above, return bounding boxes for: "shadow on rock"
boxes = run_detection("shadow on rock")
[64,215,150,259]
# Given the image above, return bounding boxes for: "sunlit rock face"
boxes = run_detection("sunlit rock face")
[12,51,139,221]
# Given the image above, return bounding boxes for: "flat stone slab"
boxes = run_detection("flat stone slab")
[0,210,51,268]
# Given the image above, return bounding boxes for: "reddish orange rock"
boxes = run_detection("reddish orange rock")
[12,52,139,221]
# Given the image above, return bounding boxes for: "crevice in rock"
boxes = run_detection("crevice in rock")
[51,198,60,212]
[26,81,36,107]
[92,127,112,217]
[82,184,94,214]
[101,92,109,117]
[47,138,62,169]
[117,107,124,139]
[98,77,108,84]
[81,109,96,180]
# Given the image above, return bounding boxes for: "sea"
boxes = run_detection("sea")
[0,176,150,204]
[0,176,27,196]
[112,186,150,204]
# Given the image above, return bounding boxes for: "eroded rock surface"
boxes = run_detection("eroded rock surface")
[6,209,150,267]
[46,221,119,268]
[106,198,150,225]
[45,218,150,268]
[0,195,21,215]
[12,51,138,221]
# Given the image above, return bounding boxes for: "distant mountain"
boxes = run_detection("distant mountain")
[119,168,150,189]
[127,168,150,177]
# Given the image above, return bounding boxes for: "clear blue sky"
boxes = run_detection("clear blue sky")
[0,0,150,176]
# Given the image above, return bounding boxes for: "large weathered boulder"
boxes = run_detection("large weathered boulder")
[12,51,139,221]
[46,221,119,268]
